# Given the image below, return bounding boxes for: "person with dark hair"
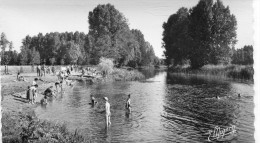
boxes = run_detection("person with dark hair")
[43,86,56,97]
[32,78,39,86]
[41,95,48,105]
[28,84,38,104]
[17,72,26,81]
[26,86,31,101]
[55,80,63,92]
[90,95,98,106]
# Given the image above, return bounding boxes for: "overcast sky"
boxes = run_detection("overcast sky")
[0,0,254,58]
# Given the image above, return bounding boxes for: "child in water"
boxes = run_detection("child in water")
[91,95,98,106]
[104,97,111,127]
[125,94,131,113]
[41,95,48,105]
[55,80,63,92]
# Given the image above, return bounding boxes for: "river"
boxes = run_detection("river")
[35,70,254,142]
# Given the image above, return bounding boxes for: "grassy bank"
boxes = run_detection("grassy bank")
[1,72,90,143]
[2,111,89,143]
[169,64,254,82]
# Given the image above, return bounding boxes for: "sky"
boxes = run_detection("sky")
[0,0,254,58]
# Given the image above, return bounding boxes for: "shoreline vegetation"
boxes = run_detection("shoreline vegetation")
[168,64,254,83]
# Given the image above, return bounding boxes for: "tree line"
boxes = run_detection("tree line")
[231,45,253,65]
[1,4,160,67]
[162,0,252,69]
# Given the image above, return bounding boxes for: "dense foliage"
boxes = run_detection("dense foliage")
[162,0,239,69]
[231,45,253,65]
[0,33,20,65]
[1,4,158,67]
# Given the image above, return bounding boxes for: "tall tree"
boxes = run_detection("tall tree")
[162,7,190,66]
[210,0,237,64]
[188,0,214,69]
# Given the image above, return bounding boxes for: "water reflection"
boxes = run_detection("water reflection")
[35,70,254,142]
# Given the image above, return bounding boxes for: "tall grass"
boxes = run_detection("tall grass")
[2,111,90,143]
[169,64,254,81]
[111,68,145,81]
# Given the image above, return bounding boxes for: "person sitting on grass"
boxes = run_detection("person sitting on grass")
[16,72,27,81]
[43,86,56,97]
[32,78,39,86]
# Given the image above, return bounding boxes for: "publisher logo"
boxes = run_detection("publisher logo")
[208,125,237,142]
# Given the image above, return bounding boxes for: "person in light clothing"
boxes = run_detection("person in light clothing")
[32,78,38,86]
[104,97,111,127]
[125,94,131,114]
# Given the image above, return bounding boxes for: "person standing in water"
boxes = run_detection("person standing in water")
[104,97,111,127]
[90,95,97,106]
[125,94,131,114]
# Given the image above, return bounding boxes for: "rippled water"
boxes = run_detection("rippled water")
[35,70,254,142]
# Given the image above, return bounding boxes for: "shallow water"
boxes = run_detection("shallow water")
[35,70,254,142]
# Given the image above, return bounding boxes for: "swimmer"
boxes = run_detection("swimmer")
[125,94,131,114]
[215,96,220,100]
[90,95,98,106]
[238,93,241,98]
[104,97,111,127]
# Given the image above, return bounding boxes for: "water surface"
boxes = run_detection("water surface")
[35,70,254,142]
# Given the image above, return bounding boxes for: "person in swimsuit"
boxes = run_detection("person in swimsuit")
[125,94,131,114]
[55,80,63,92]
[29,84,38,104]
[104,97,111,127]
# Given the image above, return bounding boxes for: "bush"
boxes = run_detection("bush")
[98,57,114,76]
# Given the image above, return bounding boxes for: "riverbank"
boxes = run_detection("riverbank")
[168,64,254,82]
[1,73,90,142]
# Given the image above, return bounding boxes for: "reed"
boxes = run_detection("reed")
[169,64,254,81]
[111,68,145,81]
